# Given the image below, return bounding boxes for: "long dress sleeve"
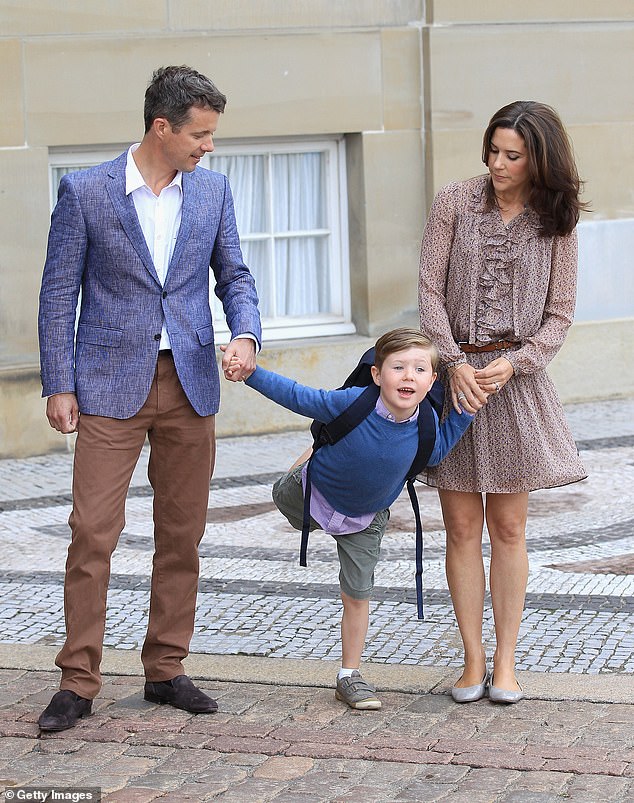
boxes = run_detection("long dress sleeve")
[504,229,578,375]
[418,183,465,366]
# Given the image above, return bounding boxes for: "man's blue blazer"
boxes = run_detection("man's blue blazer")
[39,152,262,418]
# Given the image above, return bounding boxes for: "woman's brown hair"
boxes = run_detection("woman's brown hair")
[482,101,588,236]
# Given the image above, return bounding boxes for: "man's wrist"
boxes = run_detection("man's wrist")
[233,333,259,352]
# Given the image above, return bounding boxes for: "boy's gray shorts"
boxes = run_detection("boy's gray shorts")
[272,463,389,600]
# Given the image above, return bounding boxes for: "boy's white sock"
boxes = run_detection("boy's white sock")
[337,668,358,680]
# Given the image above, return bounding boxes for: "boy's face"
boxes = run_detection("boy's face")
[370,347,437,422]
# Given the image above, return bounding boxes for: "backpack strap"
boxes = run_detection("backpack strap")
[407,397,437,479]
[300,454,314,567]
[406,397,438,620]
[406,477,425,619]
[312,384,380,447]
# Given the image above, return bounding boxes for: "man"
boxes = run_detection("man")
[37,65,261,731]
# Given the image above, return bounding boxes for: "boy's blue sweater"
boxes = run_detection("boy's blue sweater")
[246,367,473,518]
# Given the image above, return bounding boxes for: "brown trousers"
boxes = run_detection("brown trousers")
[56,353,215,698]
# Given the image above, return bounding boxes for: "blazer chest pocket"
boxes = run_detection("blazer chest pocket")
[77,323,123,348]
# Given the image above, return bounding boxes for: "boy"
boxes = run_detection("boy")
[235,328,474,710]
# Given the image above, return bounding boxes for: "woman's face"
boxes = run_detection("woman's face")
[487,127,531,197]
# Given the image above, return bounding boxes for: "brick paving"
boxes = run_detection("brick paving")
[0,397,633,800]
[0,666,632,801]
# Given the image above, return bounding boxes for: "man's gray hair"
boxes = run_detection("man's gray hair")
[144,65,227,133]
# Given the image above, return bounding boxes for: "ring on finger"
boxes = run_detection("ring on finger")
[457,392,467,400]
[494,382,500,392]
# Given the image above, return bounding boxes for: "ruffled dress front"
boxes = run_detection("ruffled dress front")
[419,176,587,493]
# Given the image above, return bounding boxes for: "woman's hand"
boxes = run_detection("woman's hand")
[473,356,514,395]
[449,363,490,414]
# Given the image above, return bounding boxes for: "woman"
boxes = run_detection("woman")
[418,101,587,704]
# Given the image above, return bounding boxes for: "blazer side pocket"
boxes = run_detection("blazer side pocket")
[76,323,123,347]
[196,324,214,347]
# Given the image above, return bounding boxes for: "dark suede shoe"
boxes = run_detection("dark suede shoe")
[38,690,92,731]
[144,674,218,713]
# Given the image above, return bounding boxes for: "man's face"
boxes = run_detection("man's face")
[159,105,219,173]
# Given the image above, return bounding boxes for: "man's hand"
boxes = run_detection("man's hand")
[220,339,256,382]
[46,392,80,433]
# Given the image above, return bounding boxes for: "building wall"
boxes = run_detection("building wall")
[0,1,632,456]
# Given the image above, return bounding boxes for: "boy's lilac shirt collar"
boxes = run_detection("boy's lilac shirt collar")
[375,394,419,424]
[304,395,418,536]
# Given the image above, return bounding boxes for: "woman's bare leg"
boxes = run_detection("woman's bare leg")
[485,492,529,692]
[439,489,487,686]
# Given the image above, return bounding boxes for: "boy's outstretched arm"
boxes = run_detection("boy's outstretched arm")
[427,406,475,466]
[241,365,358,424]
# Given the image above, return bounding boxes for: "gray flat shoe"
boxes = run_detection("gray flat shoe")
[451,670,489,703]
[489,675,524,704]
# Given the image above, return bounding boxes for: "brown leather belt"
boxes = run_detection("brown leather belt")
[458,340,519,353]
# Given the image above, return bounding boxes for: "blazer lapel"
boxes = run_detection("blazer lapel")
[105,154,161,285]
[167,170,200,282]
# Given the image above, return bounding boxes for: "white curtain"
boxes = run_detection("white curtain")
[212,151,330,318]
[211,155,272,316]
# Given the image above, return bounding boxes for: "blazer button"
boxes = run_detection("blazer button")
[154,334,161,340]
[162,291,167,299]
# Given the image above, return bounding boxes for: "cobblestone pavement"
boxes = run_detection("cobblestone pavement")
[0,397,633,800]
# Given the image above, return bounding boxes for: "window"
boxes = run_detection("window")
[49,148,121,210]
[204,139,353,340]
[49,138,354,341]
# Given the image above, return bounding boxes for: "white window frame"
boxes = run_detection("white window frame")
[49,146,126,210]
[49,137,354,342]
[204,136,353,341]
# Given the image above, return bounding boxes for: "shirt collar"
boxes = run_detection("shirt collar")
[125,143,183,196]
[375,395,419,423]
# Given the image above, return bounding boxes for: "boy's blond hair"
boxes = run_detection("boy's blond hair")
[374,328,439,371]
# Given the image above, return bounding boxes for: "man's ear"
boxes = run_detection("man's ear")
[370,365,381,386]
[153,117,170,139]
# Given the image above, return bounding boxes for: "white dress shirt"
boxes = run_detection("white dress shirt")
[126,144,181,351]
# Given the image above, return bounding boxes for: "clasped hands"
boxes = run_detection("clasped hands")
[221,339,256,382]
[449,356,514,414]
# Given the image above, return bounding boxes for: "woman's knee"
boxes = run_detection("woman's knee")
[488,522,526,548]
[439,490,484,544]
[485,494,528,547]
